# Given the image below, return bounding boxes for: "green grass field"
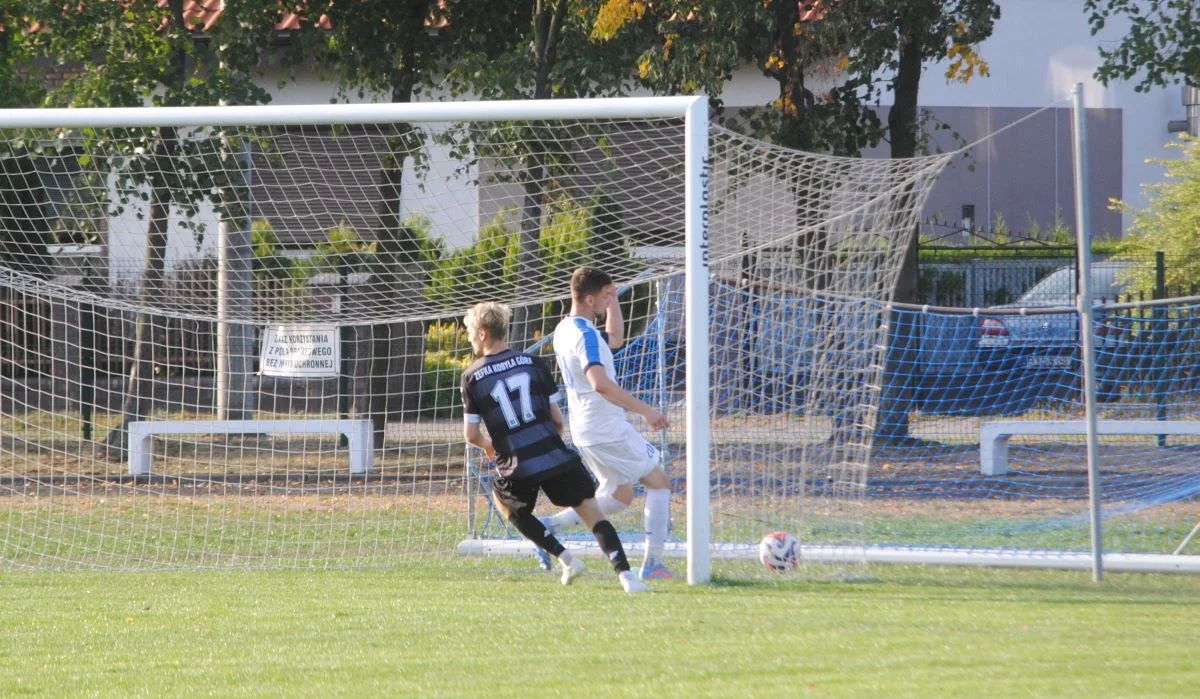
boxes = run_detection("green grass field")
[1,561,1197,697]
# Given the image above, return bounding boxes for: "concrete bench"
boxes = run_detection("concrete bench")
[980,419,1200,475]
[127,419,374,476]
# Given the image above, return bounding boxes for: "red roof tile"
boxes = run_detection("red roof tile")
[176,0,331,32]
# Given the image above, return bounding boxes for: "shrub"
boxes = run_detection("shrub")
[422,322,472,418]
[426,217,519,311]
[425,193,631,315]
[1112,135,1200,297]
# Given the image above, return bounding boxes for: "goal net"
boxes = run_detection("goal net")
[0,98,949,577]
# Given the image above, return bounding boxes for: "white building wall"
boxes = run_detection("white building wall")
[106,180,218,285]
[910,0,1185,227]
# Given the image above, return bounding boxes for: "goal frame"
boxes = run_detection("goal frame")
[0,96,716,583]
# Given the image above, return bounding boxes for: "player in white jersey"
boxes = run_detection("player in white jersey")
[541,267,675,580]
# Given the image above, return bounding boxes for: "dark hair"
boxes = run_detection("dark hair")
[570,267,613,300]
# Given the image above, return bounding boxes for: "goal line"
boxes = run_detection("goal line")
[456,539,1200,574]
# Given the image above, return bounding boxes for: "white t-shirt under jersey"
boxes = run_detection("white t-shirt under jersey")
[553,315,628,447]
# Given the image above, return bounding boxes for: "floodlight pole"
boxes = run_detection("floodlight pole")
[1072,83,1104,582]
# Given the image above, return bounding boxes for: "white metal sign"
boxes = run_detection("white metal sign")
[260,325,340,377]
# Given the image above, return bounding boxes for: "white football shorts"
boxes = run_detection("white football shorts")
[575,422,662,496]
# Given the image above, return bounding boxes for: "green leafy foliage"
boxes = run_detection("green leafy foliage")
[1086,0,1200,91]
[250,219,296,282]
[18,0,317,231]
[285,224,375,291]
[444,1,644,102]
[0,5,44,109]
[434,1,649,338]
[827,0,1000,160]
[426,195,597,312]
[421,322,472,418]
[427,217,520,311]
[1112,135,1200,296]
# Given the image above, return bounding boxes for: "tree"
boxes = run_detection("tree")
[599,0,883,155]
[295,1,449,436]
[0,4,52,277]
[1085,0,1200,90]
[0,2,42,108]
[1112,135,1200,294]
[299,1,446,256]
[597,1,889,291]
[597,0,999,438]
[440,0,647,345]
[829,0,999,442]
[25,0,310,451]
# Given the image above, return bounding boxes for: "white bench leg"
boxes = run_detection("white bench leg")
[980,428,1010,476]
[346,423,374,475]
[128,428,154,476]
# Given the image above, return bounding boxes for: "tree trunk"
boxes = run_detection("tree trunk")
[105,0,188,457]
[509,0,568,349]
[510,154,547,349]
[362,75,427,444]
[104,131,177,455]
[875,34,924,443]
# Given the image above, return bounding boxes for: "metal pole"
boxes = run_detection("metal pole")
[1072,82,1104,582]
[217,217,229,421]
[1155,251,1166,446]
[232,137,256,420]
[656,277,669,467]
[216,131,256,422]
[1185,85,1200,137]
[684,96,711,585]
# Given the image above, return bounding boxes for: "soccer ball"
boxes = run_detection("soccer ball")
[758,531,799,572]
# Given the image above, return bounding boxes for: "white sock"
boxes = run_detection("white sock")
[558,549,575,566]
[596,494,628,516]
[544,509,581,530]
[643,488,670,561]
[546,495,627,531]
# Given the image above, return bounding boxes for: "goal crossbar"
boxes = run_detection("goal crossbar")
[0,97,704,129]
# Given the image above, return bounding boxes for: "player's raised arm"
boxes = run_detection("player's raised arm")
[603,285,625,350]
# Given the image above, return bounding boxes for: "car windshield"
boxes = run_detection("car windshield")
[1015,263,1131,307]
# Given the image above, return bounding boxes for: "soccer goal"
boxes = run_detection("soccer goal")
[0,97,957,579]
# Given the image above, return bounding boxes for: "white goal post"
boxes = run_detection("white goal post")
[0,97,725,578]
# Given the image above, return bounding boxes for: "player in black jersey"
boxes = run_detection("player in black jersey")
[460,301,650,593]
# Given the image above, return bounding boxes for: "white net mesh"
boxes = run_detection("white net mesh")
[0,103,950,572]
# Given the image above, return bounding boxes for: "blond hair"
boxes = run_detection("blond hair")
[463,301,511,340]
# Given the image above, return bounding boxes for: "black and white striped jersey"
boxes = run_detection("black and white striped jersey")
[461,349,580,480]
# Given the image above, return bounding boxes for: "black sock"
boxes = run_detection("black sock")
[591,519,631,573]
[508,511,565,558]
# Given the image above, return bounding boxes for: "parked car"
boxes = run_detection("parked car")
[978,261,1133,356]
[911,261,1135,415]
